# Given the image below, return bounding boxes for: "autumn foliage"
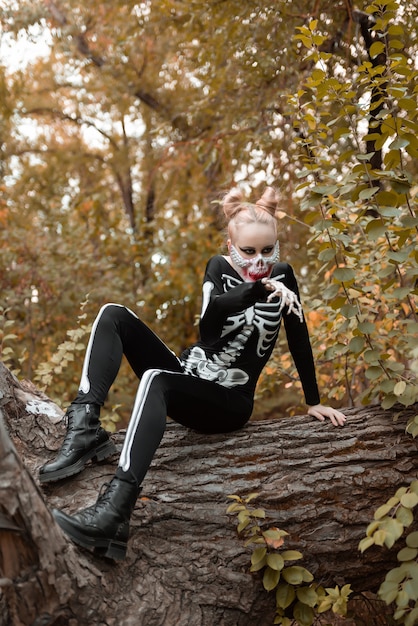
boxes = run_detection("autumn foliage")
[1,0,416,422]
[0,1,418,624]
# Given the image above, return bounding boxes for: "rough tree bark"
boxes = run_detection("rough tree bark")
[0,360,417,626]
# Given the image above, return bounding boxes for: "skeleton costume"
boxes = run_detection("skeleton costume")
[47,255,320,558]
[68,256,318,485]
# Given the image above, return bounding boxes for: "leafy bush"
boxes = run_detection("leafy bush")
[289,0,418,410]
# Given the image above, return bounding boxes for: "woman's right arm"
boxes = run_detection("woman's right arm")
[199,257,268,344]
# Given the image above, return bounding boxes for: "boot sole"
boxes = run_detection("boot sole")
[39,439,117,484]
[53,509,127,559]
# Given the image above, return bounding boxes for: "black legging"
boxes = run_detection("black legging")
[73,304,253,485]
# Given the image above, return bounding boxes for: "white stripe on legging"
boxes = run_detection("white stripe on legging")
[79,303,139,394]
[118,368,165,472]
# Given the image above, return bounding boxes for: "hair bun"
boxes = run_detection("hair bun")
[255,187,278,217]
[222,188,244,221]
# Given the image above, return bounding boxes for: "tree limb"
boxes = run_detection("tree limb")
[1,361,417,625]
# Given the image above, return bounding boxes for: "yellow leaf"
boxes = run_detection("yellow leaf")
[394,381,407,396]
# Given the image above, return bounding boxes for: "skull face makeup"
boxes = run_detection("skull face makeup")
[229,241,280,282]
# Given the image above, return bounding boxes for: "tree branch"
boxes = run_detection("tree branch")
[1,361,417,625]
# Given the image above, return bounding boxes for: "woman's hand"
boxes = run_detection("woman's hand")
[261,278,303,321]
[307,404,347,427]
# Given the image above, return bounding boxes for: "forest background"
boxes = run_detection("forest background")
[0,0,417,430]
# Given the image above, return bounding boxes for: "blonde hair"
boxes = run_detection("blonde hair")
[222,187,278,239]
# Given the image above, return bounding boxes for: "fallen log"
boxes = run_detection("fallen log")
[0,361,417,626]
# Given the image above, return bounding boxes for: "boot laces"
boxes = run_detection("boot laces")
[63,408,72,429]
[93,481,116,513]
[60,408,77,453]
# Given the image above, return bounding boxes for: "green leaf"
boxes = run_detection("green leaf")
[373,529,387,546]
[365,219,387,239]
[390,39,405,50]
[333,267,356,282]
[404,559,418,588]
[406,421,418,438]
[396,487,409,499]
[263,566,281,591]
[388,24,404,35]
[340,304,357,319]
[237,519,250,533]
[386,362,406,376]
[394,381,407,396]
[405,607,418,626]
[293,601,315,626]
[312,184,339,195]
[376,206,400,217]
[396,589,410,608]
[381,518,405,548]
[400,492,418,509]
[318,247,337,262]
[359,536,375,553]
[296,586,318,608]
[388,136,409,150]
[316,594,333,614]
[396,506,414,527]
[358,321,375,334]
[251,547,267,566]
[356,151,376,161]
[374,503,393,520]
[226,502,245,513]
[282,566,314,585]
[349,336,365,353]
[365,366,382,381]
[381,394,398,410]
[281,550,303,562]
[406,531,418,548]
[378,579,400,605]
[244,493,260,503]
[387,248,410,263]
[364,349,381,365]
[276,583,296,609]
[2,333,18,341]
[397,546,418,562]
[370,41,385,58]
[386,566,407,584]
[227,494,241,502]
[251,559,268,573]
[359,186,379,200]
[267,553,285,571]
[333,127,351,140]
[263,529,289,542]
[398,97,417,111]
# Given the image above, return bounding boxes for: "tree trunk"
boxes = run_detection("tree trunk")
[0,360,417,626]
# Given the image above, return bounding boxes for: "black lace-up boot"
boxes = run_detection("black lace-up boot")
[39,403,116,483]
[52,477,139,559]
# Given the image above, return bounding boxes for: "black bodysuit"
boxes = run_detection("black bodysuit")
[73,256,320,485]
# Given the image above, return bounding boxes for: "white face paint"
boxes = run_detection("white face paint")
[229,241,280,282]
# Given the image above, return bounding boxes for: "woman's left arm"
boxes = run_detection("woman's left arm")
[279,265,347,428]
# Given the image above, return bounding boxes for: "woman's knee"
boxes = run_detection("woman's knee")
[140,368,167,393]
[96,303,139,327]
[98,302,124,318]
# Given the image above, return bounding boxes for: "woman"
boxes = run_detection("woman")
[44,186,346,560]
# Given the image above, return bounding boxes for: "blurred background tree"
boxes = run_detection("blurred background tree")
[0,0,416,425]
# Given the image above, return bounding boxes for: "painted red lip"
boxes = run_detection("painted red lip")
[248,270,271,281]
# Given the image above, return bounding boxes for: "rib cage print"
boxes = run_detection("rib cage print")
[182,273,284,388]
